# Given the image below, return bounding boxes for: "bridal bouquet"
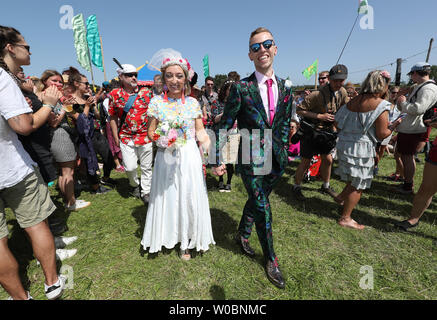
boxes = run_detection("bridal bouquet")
[152,116,192,149]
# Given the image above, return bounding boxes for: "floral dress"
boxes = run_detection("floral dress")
[141,95,215,253]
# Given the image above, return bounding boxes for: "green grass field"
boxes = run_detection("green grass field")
[1,149,436,300]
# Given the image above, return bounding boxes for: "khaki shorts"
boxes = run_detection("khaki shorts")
[0,169,55,239]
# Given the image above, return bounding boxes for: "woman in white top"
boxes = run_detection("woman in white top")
[0,25,65,300]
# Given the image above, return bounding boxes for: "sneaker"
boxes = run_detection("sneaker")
[224,184,232,192]
[115,165,125,173]
[65,200,91,211]
[373,166,379,176]
[101,177,117,188]
[7,291,33,300]
[91,185,111,195]
[394,183,413,194]
[56,248,77,261]
[45,275,66,300]
[414,155,421,163]
[292,186,306,201]
[54,236,78,249]
[130,186,141,198]
[218,181,225,192]
[320,185,338,198]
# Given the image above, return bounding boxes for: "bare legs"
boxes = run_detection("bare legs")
[58,161,76,207]
[335,183,364,230]
[319,154,333,185]
[407,162,437,225]
[401,154,416,185]
[0,219,59,299]
[0,237,28,300]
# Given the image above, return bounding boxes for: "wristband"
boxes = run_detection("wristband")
[42,104,55,111]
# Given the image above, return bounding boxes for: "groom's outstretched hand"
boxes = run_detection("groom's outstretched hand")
[211,164,227,176]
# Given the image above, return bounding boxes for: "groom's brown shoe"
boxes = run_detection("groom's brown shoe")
[265,260,285,289]
[235,233,255,257]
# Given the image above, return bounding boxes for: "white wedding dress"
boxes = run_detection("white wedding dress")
[141,95,215,253]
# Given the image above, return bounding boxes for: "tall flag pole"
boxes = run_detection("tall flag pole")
[336,1,369,65]
[100,35,107,82]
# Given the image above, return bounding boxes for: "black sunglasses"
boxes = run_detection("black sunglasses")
[319,76,328,80]
[249,39,274,53]
[124,73,138,78]
[15,44,30,52]
[80,81,90,86]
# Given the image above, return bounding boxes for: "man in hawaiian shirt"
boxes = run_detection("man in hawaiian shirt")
[109,64,153,204]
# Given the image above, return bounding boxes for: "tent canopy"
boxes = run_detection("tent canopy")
[137,62,160,86]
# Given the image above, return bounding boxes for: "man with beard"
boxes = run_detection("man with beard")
[109,64,154,204]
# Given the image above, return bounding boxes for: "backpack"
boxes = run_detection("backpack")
[410,81,437,125]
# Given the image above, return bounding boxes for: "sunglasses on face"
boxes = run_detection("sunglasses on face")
[319,77,328,80]
[124,73,138,78]
[15,44,30,52]
[80,81,90,86]
[249,39,274,53]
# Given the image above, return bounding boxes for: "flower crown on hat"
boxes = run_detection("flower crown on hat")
[149,48,194,80]
[380,70,391,80]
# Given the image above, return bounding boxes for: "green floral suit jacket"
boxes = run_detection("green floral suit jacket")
[215,72,293,175]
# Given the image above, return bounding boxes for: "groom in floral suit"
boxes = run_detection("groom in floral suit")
[212,27,293,289]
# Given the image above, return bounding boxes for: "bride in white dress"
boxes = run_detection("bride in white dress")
[141,50,215,260]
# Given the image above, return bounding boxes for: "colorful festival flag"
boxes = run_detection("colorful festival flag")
[72,14,91,72]
[358,0,369,15]
[302,59,318,80]
[202,54,210,78]
[86,15,104,72]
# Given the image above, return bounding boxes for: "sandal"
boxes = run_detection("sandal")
[180,249,191,261]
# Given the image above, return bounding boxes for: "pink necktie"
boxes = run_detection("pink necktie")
[266,79,275,126]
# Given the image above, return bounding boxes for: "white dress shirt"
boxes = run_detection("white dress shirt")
[255,70,278,122]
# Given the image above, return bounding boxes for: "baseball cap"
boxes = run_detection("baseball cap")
[116,64,137,76]
[329,64,348,80]
[407,62,431,75]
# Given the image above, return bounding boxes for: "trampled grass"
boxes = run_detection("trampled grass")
[1,150,436,300]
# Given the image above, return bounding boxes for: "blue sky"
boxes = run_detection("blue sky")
[2,0,437,87]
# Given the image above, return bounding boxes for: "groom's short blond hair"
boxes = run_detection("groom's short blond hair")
[249,27,274,42]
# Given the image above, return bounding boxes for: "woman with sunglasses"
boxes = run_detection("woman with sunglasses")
[67,67,112,195]
[141,50,215,261]
[0,25,66,300]
[36,69,91,211]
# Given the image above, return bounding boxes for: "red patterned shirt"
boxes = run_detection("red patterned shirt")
[108,87,153,145]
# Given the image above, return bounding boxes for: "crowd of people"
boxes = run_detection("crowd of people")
[1,24,437,298]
